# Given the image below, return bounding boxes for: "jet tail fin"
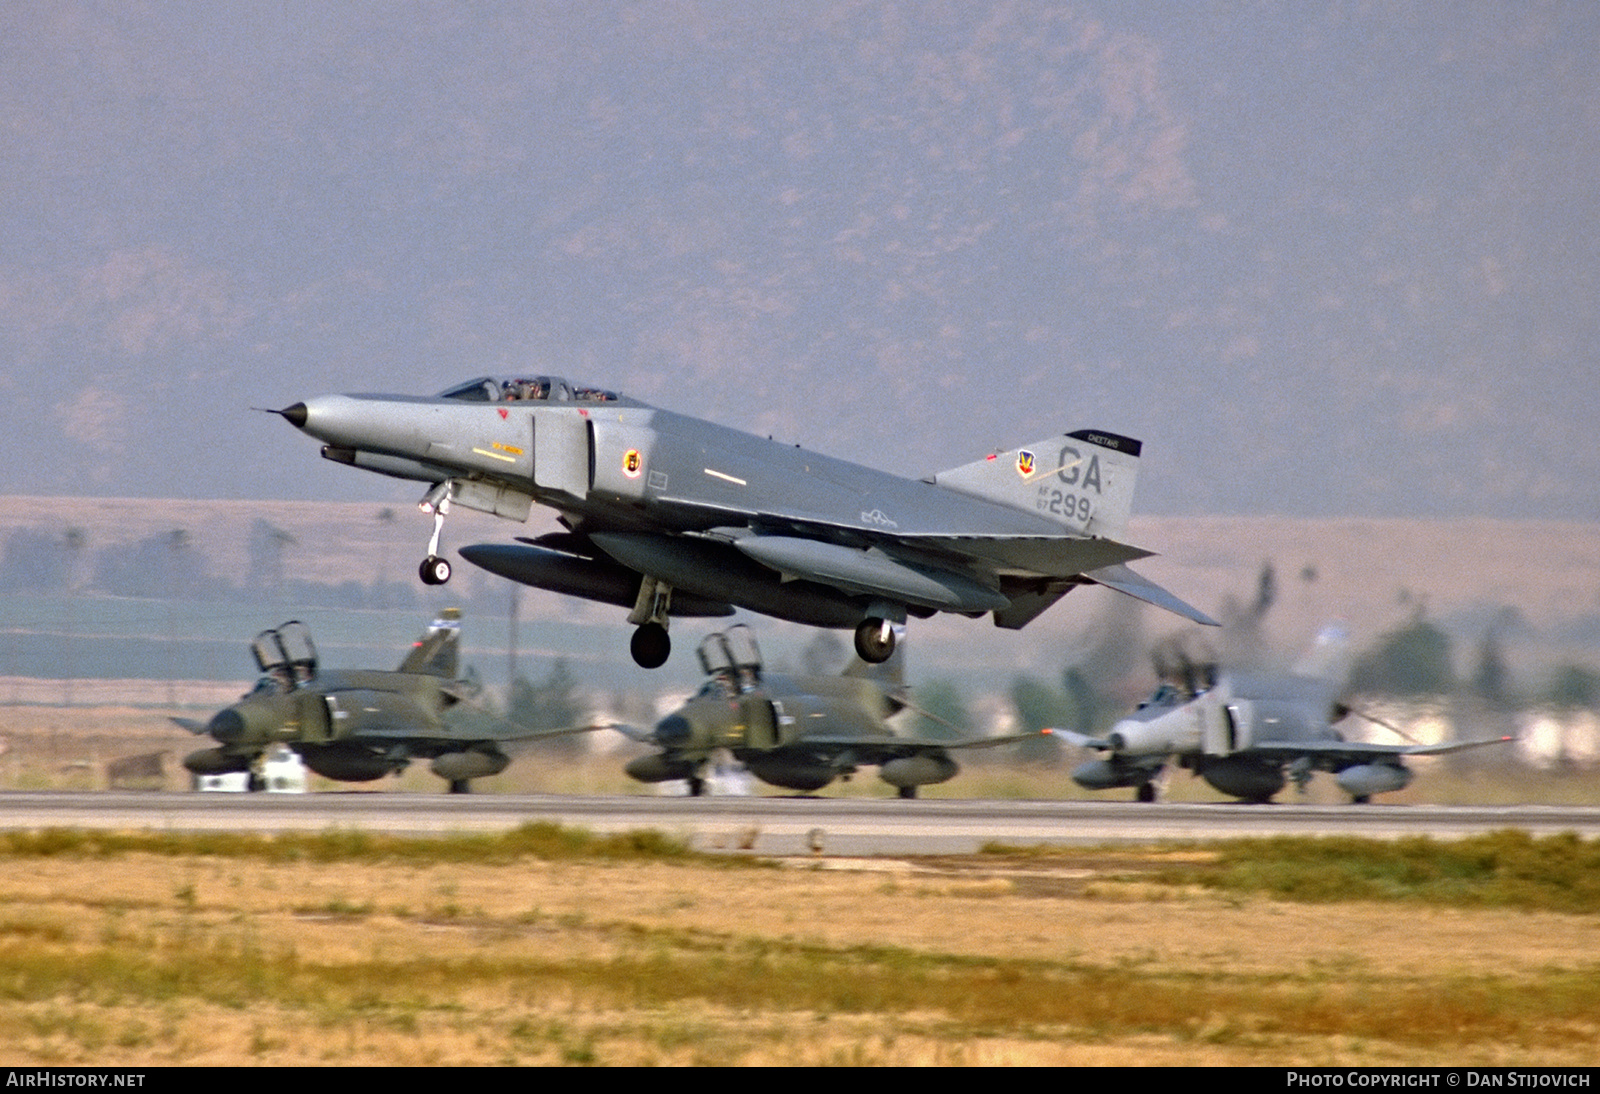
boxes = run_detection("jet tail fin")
[932,429,1143,541]
[398,608,462,677]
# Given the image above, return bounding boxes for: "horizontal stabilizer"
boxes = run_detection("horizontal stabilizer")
[1087,564,1220,627]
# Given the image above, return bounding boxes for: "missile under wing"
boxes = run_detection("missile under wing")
[277,375,1215,668]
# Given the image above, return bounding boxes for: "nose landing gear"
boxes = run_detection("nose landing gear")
[418,482,453,586]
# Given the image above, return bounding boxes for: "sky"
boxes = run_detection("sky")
[2,1,1597,521]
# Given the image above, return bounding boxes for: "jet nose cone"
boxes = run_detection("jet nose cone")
[653,714,692,747]
[206,708,248,744]
[278,402,308,429]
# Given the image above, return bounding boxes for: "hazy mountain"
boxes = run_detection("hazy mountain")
[3,2,1596,520]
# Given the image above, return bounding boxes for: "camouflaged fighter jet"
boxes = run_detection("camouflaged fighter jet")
[276,375,1216,669]
[613,625,1047,797]
[1056,627,1514,803]
[177,610,542,792]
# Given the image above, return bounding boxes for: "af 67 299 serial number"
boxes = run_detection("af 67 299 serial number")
[1036,486,1092,523]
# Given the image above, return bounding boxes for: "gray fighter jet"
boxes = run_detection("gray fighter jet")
[276,375,1215,668]
[178,609,548,792]
[614,624,1045,797]
[1057,628,1513,803]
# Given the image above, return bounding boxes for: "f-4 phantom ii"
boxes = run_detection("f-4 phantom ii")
[277,375,1215,668]
[614,624,1045,797]
[178,610,546,792]
[1056,629,1514,803]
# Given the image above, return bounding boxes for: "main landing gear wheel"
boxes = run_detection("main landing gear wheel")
[897,785,918,800]
[419,555,452,585]
[630,622,671,669]
[1136,782,1158,804]
[854,618,896,663]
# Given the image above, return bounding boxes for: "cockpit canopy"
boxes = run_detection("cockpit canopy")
[697,625,763,678]
[250,620,318,688]
[437,375,620,404]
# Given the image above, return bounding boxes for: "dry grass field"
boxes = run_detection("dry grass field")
[1,830,1598,1067]
[1,688,1598,1067]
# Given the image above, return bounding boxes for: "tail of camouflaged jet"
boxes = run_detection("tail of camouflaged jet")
[930,429,1143,542]
[397,608,462,678]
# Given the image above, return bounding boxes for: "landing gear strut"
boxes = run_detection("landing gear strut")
[418,482,453,586]
[854,617,896,663]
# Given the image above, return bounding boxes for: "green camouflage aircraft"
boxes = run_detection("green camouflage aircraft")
[614,624,1045,798]
[178,609,547,792]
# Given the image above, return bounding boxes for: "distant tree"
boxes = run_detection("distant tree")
[800,630,847,676]
[907,677,971,743]
[1545,664,1600,710]
[508,659,587,757]
[1348,613,1456,697]
[93,529,206,599]
[1008,674,1072,763]
[1059,666,1100,735]
[1214,560,1276,668]
[248,518,297,591]
[1470,627,1515,708]
[0,528,73,591]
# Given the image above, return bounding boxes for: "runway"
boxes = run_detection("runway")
[1,791,1597,855]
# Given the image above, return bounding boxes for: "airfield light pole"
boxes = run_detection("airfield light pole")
[165,529,189,710]
[376,508,395,609]
[508,585,520,695]
[61,527,85,710]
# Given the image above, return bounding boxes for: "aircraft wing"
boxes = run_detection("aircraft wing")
[794,727,1056,753]
[1047,728,1115,751]
[599,721,655,744]
[464,718,614,744]
[348,706,612,745]
[1249,736,1514,760]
